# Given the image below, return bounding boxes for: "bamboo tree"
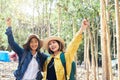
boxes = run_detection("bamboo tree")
[115,0,120,80]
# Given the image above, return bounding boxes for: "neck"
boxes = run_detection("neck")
[31,50,36,55]
[54,51,60,56]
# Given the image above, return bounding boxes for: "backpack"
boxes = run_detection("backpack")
[60,52,76,80]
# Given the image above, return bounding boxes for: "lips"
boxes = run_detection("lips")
[51,46,57,51]
[51,47,56,50]
[31,45,37,50]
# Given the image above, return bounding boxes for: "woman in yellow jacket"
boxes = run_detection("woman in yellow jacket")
[43,19,89,80]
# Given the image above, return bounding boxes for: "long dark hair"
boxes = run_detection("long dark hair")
[48,40,64,54]
[23,36,41,52]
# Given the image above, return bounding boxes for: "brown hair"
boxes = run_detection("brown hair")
[23,34,42,52]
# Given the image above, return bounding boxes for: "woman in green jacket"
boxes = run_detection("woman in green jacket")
[43,19,89,80]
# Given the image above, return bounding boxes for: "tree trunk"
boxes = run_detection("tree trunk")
[112,19,116,58]
[100,0,110,80]
[32,0,35,33]
[57,4,61,37]
[115,0,120,80]
[45,1,50,37]
[88,26,96,80]
[106,0,113,80]
[84,30,87,70]
[47,1,52,37]
[86,34,90,80]
[94,31,99,80]
[84,29,90,80]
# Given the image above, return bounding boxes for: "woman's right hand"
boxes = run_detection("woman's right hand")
[78,19,89,34]
[6,18,11,27]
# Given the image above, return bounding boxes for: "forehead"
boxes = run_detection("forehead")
[30,37,38,41]
[48,40,57,43]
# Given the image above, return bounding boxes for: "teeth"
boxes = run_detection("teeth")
[52,47,55,49]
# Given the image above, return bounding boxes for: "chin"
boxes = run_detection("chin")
[32,49,37,51]
[52,50,58,52]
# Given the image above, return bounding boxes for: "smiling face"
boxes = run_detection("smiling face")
[48,40,60,53]
[30,38,39,52]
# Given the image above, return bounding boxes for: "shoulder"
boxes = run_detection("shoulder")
[38,52,49,58]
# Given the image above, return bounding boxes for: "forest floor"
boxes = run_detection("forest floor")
[0,61,118,80]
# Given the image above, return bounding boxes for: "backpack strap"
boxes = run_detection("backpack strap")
[70,61,76,80]
[60,52,67,80]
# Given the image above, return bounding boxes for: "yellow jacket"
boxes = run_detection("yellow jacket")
[43,32,82,80]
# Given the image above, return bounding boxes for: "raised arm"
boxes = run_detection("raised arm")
[65,19,89,78]
[5,18,23,58]
[65,19,89,55]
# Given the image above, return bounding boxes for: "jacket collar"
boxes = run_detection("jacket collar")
[51,51,62,59]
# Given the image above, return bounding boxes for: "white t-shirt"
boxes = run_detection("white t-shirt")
[22,53,39,80]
